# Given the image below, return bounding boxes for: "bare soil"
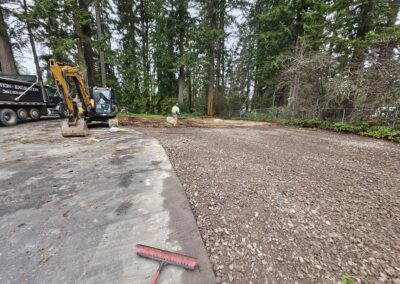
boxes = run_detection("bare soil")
[119,116,271,128]
[136,122,400,284]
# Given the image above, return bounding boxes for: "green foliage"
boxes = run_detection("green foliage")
[281,119,400,143]
[332,122,369,133]
[7,0,400,119]
[249,0,329,103]
[341,273,355,284]
[362,126,400,141]
[282,119,331,129]
[158,97,178,116]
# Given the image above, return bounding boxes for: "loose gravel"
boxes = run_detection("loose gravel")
[138,124,400,284]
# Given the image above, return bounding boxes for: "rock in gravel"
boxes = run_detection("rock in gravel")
[297,271,305,279]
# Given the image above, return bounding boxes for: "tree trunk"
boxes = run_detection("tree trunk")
[78,0,95,88]
[288,3,305,113]
[22,0,41,79]
[0,7,17,74]
[178,65,185,106]
[73,15,88,83]
[344,0,374,108]
[351,0,374,67]
[207,45,216,116]
[216,0,225,101]
[288,40,303,108]
[378,0,400,61]
[22,0,46,100]
[139,0,150,101]
[177,0,187,107]
[188,68,192,112]
[95,0,106,87]
[206,0,217,116]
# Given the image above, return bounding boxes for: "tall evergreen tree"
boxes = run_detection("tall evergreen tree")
[0,5,17,74]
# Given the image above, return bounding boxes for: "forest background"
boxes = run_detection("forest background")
[0,0,399,121]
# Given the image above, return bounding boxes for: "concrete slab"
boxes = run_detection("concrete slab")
[0,120,216,284]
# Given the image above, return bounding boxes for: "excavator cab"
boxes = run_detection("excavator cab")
[91,87,117,120]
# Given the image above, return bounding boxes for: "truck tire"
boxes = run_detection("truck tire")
[16,108,28,121]
[58,102,67,118]
[29,108,41,120]
[0,108,18,126]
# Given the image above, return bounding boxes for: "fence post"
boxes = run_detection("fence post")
[342,108,346,122]
[393,110,398,128]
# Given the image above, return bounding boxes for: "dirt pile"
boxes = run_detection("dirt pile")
[118,116,271,128]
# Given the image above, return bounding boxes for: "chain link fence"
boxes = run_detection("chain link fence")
[225,107,400,127]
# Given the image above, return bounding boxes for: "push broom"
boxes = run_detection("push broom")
[136,244,199,284]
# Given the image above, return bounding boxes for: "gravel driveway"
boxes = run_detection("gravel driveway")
[137,124,400,284]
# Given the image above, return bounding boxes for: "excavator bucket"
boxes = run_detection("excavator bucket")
[61,119,89,137]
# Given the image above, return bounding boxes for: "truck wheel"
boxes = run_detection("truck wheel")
[58,103,67,118]
[0,108,18,126]
[29,108,41,120]
[16,108,28,121]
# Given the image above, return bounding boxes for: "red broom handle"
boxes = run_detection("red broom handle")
[151,271,161,284]
[150,262,165,284]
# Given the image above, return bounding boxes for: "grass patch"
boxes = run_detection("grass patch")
[341,273,356,284]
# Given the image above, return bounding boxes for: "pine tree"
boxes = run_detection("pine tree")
[0,5,17,74]
[114,0,141,110]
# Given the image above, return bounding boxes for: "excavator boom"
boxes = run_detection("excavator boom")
[50,60,92,137]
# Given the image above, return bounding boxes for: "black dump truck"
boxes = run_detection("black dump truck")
[0,74,64,126]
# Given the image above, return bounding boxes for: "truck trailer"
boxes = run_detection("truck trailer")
[0,74,64,126]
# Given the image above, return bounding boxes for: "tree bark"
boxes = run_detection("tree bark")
[95,0,106,87]
[351,0,374,67]
[78,0,95,88]
[73,14,88,83]
[344,0,374,108]
[0,7,17,74]
[206,0,217,116]
[21,0,46,99]
[178,65,185,106]
[288,40,303,108]
[188,68,192,112]
[217,0,225,100]
[22,0,41,80]
[207,45,216,116]
[378,0,400,61]
[139,0,150,100]
[288,3,304,112]
[386,0,400,29]
[177,0,187,107]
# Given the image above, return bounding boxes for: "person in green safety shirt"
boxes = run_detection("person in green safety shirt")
[171,103,180,127]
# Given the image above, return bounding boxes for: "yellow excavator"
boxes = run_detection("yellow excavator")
[49,59,117,137]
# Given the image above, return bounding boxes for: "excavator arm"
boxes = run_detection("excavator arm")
[49,59,93,114]
[49,59,91,137]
